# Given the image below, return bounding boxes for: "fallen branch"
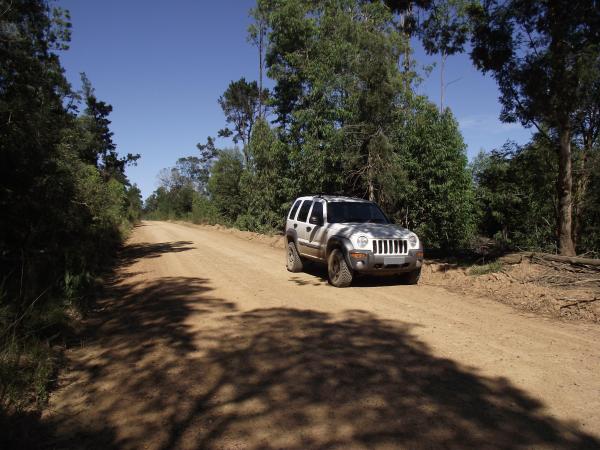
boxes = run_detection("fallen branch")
[560,297,600,309]
[498,252,600,268]
[535,253,600,268]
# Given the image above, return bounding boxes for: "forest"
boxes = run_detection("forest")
[1,1,141,415]
[1,0,599,423]
[145,0,600,258]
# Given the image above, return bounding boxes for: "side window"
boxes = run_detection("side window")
[288,200,301,220]
[310,202,323,223]
[297,200,313,223]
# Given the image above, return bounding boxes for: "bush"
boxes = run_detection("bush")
[191,195,222,225]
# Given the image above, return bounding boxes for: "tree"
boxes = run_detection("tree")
[420,0,471,112]
[208,150,244,222]
[79,74,140,181]
[174,156,206,192]
[0,0,140,410]
[391,98,474,249]
[217,78,268,165]
[256,0,409,198]
[472,138,558,251]
[468,0,600,255]
[245,0,474,241]
[125,184,143,222]
[579,148,600,255]
[248,2,269,118]
[572,55,600,245]
[237,118,295,231]
[371,0,433,89]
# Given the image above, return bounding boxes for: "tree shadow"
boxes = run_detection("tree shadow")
[117,241,195,269]
[158,308,600,450]
[12,240,594,449]
[40,281,599,449]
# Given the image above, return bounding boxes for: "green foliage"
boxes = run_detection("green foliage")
[148,0,475,247]
[125,184,143,223]
[0,0,139,413]
[420,0,471,59]
[237,119,296,232]
[388,99,474,249]
[468,261,503,276]
[145,0,598,259]
[217,78,268,164]
[468,0,600,255]
[472,138,558,252]
[191,196,222,225]
[575,149,600,256]
[208,149,245,223]
[79,73,140,181]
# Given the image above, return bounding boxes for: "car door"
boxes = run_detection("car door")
[305,200,326,258]
[295,200,314,255]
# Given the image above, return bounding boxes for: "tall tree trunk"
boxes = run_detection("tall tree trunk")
[440,52,446,113]
[400,6,412,92]
[366,140,375,202]
[258,22,264,119]
[557,126,576,256]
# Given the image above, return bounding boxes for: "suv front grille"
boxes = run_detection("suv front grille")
[372,239,408,255]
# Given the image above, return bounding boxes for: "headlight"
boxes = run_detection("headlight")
[357,236,368,248]
[408,233,418,248]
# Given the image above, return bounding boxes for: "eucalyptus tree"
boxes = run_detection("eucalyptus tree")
[253,0,410,198]
[217,78,268,165]
[468,0,600,255]
[420,0,471,112]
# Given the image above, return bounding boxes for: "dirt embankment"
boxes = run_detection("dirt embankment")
[423,261,600,324]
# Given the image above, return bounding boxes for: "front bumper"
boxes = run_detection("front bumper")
[346,249,423,274]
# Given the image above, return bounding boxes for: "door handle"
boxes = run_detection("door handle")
[306,227,312,232]
[293,223,297,228]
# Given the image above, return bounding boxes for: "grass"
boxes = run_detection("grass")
[0,337,56,411]
[468,261,503,276]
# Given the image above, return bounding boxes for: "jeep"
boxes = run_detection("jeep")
[285,195,423,287]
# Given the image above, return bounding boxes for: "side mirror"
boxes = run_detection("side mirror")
[309,216,323,226]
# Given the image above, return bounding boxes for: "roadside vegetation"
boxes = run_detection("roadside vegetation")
[145,0,600,259]
[0,0,141,423]
[467,261,503,276]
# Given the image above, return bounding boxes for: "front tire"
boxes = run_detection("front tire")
[286,241,303,272]
[328,249,353,287]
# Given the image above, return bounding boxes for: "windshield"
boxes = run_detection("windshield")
[327,202,389,224]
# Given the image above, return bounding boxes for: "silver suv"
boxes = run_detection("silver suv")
[285,195,423,287]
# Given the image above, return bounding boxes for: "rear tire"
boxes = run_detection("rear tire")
[286,241,303,272]
[401,268,421,285]
[328,249,353,287]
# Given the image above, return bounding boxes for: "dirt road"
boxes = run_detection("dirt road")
[45,221,600,449]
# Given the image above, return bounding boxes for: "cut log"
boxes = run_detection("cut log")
[497,252,600,268]
[533,253,600,267]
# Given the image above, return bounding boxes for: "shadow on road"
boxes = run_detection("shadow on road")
[118,240,196,268]
[292,262,416,288]
[17,241,598,449]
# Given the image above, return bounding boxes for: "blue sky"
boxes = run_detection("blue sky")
[58,0,533,199]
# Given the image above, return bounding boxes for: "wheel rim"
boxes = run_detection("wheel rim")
[287,245,294,267]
